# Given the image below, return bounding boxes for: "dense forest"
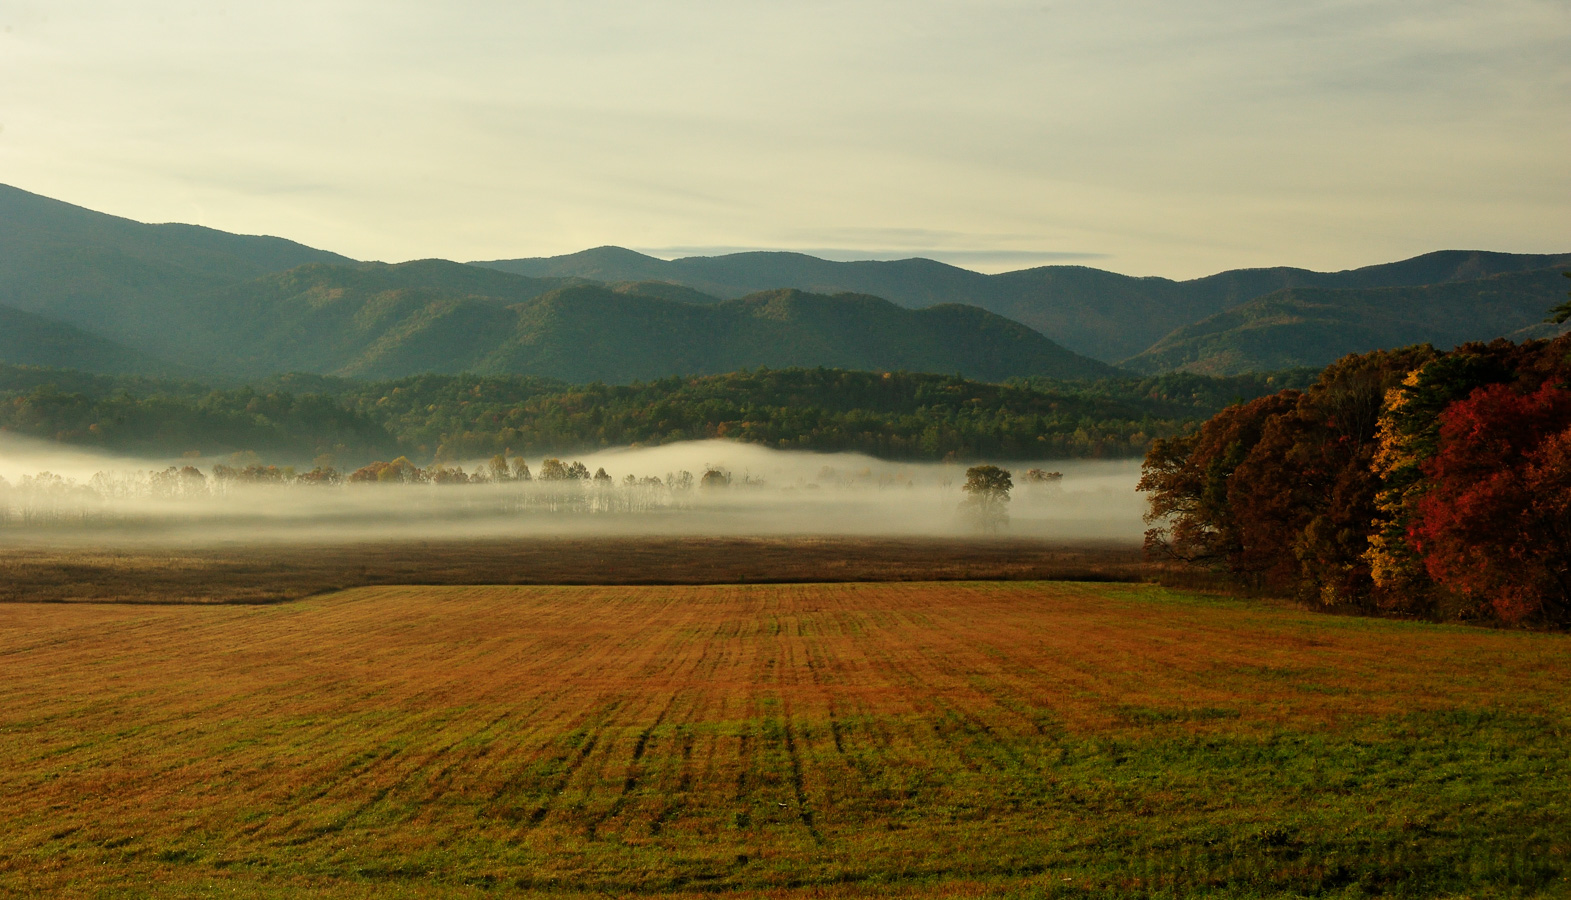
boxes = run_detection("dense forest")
[1141,335,1571,628]
[0,364,1309,466]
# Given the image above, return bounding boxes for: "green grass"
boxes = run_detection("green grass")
[0,582,1566,898]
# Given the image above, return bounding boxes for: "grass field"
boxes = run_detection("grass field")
[0,581,1567,898]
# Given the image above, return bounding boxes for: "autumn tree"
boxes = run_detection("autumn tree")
[488,453,512,482]
[1139,392,1300,569]
[296,466,342,485]
[348,456,425,483]
[1141,348,1426,602]
[1366,348,1519,613]
[1407,381,1571,624]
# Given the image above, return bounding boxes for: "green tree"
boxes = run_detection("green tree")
[1546,272,1571,324]
[961,465,1012,533]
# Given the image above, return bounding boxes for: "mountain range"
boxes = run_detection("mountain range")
[1,183,1567,383]
[475,246,1571,366]
[1124,269,1571,374]
[164,261,1114,382]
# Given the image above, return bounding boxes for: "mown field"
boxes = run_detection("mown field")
[0,581,1567,898]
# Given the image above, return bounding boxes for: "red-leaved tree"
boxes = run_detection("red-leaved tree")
[1409,382,1571,623]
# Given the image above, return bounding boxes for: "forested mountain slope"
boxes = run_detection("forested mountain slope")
[475,247,1571,363]
[0,184,351,353]
[0,304,181,375]
[1124,268,1571,374]
[4,183,1564,380]
[160,261,1115,381]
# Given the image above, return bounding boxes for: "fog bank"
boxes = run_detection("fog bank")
[0,436,1145,546]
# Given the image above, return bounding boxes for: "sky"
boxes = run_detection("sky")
[1,0,1567,278]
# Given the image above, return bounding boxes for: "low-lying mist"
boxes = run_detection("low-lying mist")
[0,436,1145,545]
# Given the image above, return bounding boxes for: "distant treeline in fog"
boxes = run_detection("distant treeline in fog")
[0,460,694,529]
[0,364,1313,466]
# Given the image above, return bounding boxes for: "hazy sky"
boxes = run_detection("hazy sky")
[2,1,1566,277]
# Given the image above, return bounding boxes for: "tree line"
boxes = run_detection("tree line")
[1140,336,1571,628]
[0,365,1305,466]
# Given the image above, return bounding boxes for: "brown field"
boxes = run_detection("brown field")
[0,580,1567,897]
[0,537,1147,604]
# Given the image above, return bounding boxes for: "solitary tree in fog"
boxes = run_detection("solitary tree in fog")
[962,465,1012,534]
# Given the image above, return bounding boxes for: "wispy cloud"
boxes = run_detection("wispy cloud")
[636,246,1108,273]
[0,1,1565,277]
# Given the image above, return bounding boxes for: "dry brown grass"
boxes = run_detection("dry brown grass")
[0,582,1567,896]
[0,536,1147,605]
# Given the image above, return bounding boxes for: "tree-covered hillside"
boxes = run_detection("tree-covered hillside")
[0,365,1303,466]
[0,183,350,354]
[476,247,1571,363]
[1124,268,1571,374]
[6,183,1565,381]
[134,261,1115,382]
[0,305,183,375]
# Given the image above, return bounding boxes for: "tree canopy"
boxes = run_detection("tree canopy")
[1141,336,1571,627]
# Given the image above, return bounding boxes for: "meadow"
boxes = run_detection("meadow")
[0,580,1567,898]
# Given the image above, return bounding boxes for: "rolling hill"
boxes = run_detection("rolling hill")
[474,248,1571,363]
[168,261,1115,381]
[0,183,352,356]
[0,304,181,375]
[3,183,1566,381]
[1122,268,1571,374]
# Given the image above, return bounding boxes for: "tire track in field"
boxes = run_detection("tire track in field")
[580,591,718,840]
[534,593,712,833]
[770,584,944,815]
[854,618,992,777]
[773,618,825,844]
[645,708,701,837]
[880,589,1080,796]
[582,689,685,840]
[473,699,624,831]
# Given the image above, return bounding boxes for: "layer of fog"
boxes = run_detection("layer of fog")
[0,435,1145,546]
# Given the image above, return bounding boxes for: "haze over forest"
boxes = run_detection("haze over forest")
[1,0,1566,537]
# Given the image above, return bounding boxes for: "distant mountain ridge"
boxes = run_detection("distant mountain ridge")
[1123,268,1571,375]
[1,182,1567,381]
[474,247,1571,364]
[175,262,1114,381]
[0,183,352,357]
